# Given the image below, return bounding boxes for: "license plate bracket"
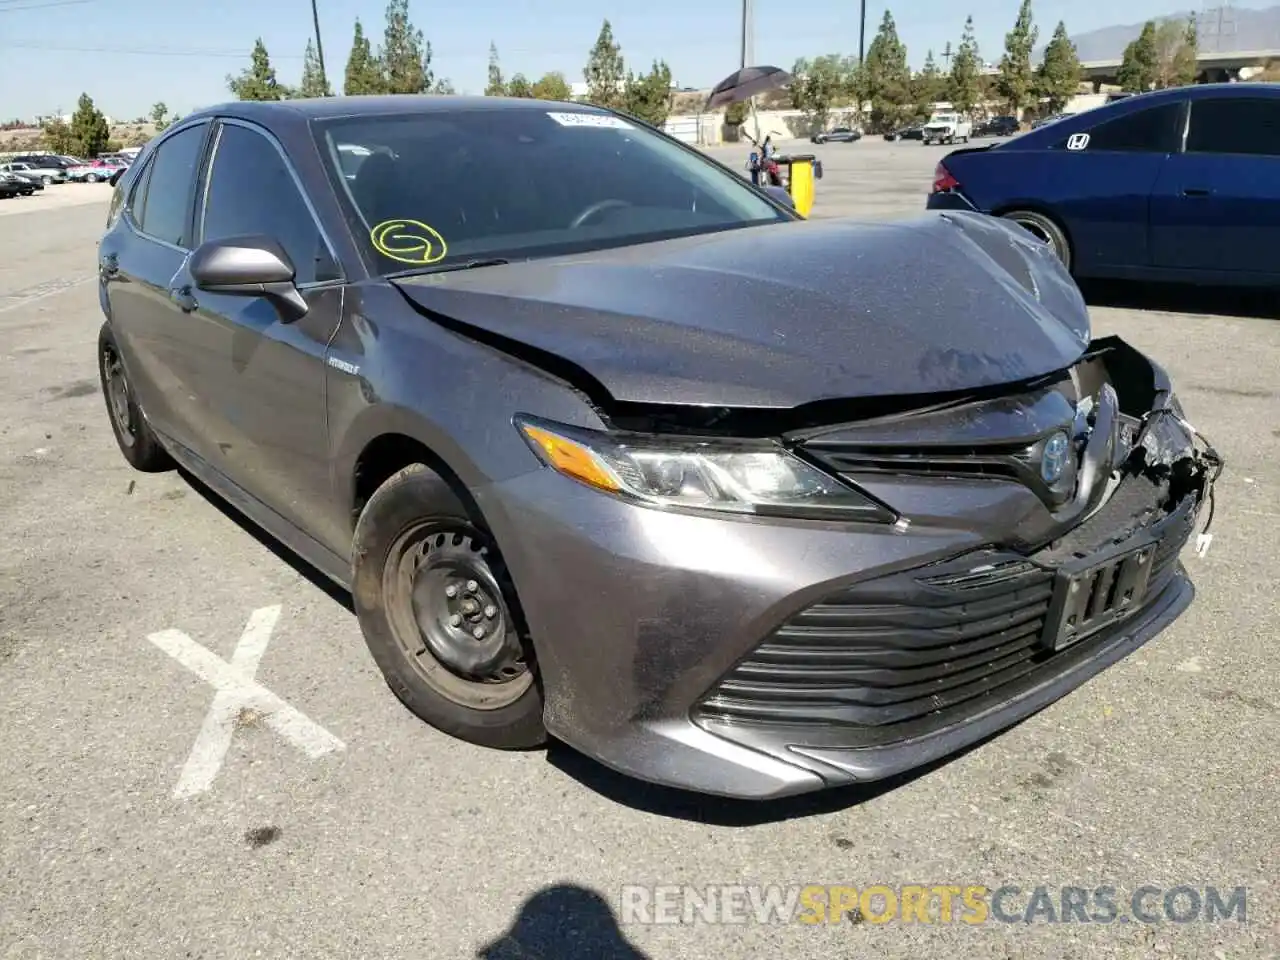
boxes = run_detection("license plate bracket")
[1040,539,1158,651]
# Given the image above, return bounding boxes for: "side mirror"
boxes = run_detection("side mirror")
[762,184,795,209]
[188,234,308,323]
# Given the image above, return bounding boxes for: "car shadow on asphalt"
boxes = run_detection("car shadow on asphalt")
[476,884,650,959]
[177,467,354,613]
[1080,280,1279,320]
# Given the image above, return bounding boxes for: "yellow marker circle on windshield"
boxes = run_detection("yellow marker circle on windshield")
[370,219,448,265]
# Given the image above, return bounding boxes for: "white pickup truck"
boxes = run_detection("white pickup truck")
[922,113,972,146]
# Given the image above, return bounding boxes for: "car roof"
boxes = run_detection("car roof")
[184,94,599,126]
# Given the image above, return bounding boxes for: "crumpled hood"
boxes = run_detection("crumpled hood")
[392,211,1091,409]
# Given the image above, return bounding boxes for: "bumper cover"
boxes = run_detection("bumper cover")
[926,190,980,213]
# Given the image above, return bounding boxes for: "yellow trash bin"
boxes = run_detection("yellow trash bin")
[773,153,822,218]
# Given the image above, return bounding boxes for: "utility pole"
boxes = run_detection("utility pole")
[858,0,867,67]
[740,0,753,68]
[311,0,328,92]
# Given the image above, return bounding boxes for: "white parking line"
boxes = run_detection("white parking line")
[148,604,345,799]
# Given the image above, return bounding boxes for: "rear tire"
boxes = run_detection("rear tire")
[351,463,547,750]
[97,322,175,472]
[1001,209,1073,272]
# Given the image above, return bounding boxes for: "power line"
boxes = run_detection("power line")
[0,40,306,58]
[0,0,97,12]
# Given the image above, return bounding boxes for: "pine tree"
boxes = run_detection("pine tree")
[584,19,625,109]
[862,11,912,132]
[1036,21,1082,114]
[1170,16,1199,87]
[531,71,573,101]
[485,42,506,96]
[227,38,288,101]
[149,102,171,133]
[69,92,110,156]
[997,0,1038,118]
[344,20,383,94]
[623,60,673,126]
[380,0,431,94]
[298,40,333,97]
[949,16,982,116]
[1118,21,1159,92]
[914,50,943,120]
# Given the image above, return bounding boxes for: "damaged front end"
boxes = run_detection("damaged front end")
[685,336,1223,779]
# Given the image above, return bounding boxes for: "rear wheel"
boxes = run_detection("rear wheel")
[97,323,174,472]
[351,463,546,749]
[1001,210,1072,272]
[41,175,53,185]
[85,173,99,183]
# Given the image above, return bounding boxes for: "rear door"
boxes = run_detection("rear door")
[180,118,348,550]
[100,121,216,457]
[1149,95,1280,276]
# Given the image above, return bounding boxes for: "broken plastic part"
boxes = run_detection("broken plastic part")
[1195,533,1213,558]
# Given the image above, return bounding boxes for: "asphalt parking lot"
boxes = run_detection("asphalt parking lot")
[1,141,1277,960]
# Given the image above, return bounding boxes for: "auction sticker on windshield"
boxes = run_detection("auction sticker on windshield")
[547,112,633,129]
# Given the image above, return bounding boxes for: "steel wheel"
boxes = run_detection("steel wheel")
[101,341,136,447]
[381,522,533,710]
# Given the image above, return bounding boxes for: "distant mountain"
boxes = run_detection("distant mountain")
[1059,4,1280,61]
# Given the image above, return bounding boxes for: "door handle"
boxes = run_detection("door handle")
[1181,187,1211,197]
[169,285,198,312]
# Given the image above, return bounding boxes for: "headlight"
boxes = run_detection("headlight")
[516,417,896,522]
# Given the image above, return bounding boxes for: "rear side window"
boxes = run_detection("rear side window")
[134,124,207,247]
[1066,102,1183,153]
[199,123,340,285]
[1186,97,1280,157]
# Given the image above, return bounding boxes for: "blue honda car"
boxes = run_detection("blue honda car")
[927,83,1280,287]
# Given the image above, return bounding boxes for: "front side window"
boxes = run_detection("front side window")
[1186,97,1280,157]
[314,106,791,275]
[1066,102,1184,153]
[133,123,207,247]
[200,123,339,285]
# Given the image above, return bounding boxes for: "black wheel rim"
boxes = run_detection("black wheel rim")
[101,344,135,446]
[382,523,533,710]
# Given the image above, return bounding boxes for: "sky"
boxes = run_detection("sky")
[0,0,1269,120]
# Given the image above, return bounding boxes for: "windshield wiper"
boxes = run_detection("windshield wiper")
[385,258,511,279]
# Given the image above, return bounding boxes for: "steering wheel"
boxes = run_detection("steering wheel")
[569,198,631,229]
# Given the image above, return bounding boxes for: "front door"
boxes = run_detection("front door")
[181,118,347,553]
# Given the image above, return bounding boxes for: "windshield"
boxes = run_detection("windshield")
[313,107,790,275]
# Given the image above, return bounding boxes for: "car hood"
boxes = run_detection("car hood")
[392,212,1091,409]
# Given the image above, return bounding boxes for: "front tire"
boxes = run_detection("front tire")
[351,463,546,750]
[97,322,174,472]
[1001,209,1073,272]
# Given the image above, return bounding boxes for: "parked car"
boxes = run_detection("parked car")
[0,175,28,199]
[96,96,1221,800]
[884,125,924,141]
[66,159,126,183]
[811,126,862,144]
[976,115,1019,137]
[1032,113,1069,129]
[927,83,1280,287]
[0,167,45,191]
[0,161,67,185]
[922,112,972,145]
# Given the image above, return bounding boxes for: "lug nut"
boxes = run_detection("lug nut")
[484,604,497,618]
[449,614,462,626]
[466,580,478,592]
[445,584,458,598]
[472,626,485,639]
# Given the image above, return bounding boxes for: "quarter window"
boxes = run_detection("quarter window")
[1070,102,1183,153]
[200,123,339,285]
[1186,97,1280,156]
[133,124,207,247]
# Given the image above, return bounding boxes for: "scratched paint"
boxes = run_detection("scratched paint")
[148,604,345,799]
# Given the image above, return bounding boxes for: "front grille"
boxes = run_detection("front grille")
[694,483,1196,745]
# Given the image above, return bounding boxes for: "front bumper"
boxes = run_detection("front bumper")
[477,450,1206,800]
